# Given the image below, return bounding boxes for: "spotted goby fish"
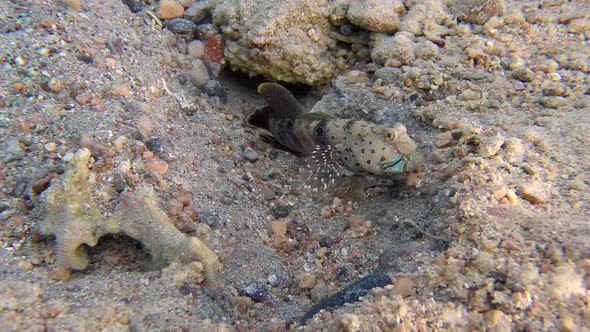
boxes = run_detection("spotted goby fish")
[246,82,422,190]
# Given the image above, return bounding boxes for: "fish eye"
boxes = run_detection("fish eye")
[386,132,392,139]
[316,126,324,137]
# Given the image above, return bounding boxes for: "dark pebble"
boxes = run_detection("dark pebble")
[300,273,392,325]
[271,204,290,218]
[487,270,508,290]
[197,208,221,228]
[145,137,176,162]
[164,18,197,39]
[179,285,199,296]
[319,236,333,247]
[203,80,227,103]
[113,173,127,192]
[121,0,143,13]
[238,281,268,302]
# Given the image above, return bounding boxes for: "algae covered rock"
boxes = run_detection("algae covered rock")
[347,0,405,33]
[213,0,339,85]
[40,148,220,281]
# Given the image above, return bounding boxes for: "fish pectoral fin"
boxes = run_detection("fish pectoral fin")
[245,105,273,130]
[259,133,303,157]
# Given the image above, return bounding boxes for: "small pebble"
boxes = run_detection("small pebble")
[261,188,277,201]
[47,78,63,92]
[157,0,184,20]
[268,274,279,287]
[144,158,169,175]
[113,173,127,192]
[174,190,193,205]
[188,59,210,89]
[517,181,548,204]
[242,147,259,162]
[238,281,268,302]
[135,114,154,139]
[187,40,205,59]
[164,18,196,38]
[197,208,220,228]
[78,131,94,148]
[296,272,316,290]
[184,1,211,24]
[271,204,290,218]
[512,67,535,82]
[393,277,414,298]
[320,205,332,218]
[310,280,328,303]
[44,142,57,152]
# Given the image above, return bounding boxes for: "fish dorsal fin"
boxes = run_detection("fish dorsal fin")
[298,112,336,121]
[257,82,304,118]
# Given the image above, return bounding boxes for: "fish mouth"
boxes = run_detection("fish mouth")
[382,153,421,173]
[383,157,405,170]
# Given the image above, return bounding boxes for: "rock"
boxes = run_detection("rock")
[188,59,210,89]
[135,114,154,139]
[517,181,548,204]
[144,158,169,175]
[213,0,338,85]
[446,0,506,24]
[157,0,185,20]
[242,147,259,162]
[184,0,216,24]
[197,208,221,228]
[373,66,402,85]
[268,274,279,287]
[238,281,268,302]
[320,205,332,218]
[393,277,414,298]
[47,78,63,92]
[187,40,205,59]
[347,0,404,33]
[197,23,219,40]
[261,188,277,201]
[511,67,535,82]
[540,96,566,109]
[296,272,316,290]
[203,34,224,66]
[371,32,415,65]
[145,137,176,162]
[435,131,453,148]
[271,204,290,218]
[122,0,143,13]
[310,280,328,303]
[3,139,25,163]
[113,173,127,192]
[163,18,196,38]
[346,70,369,84]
